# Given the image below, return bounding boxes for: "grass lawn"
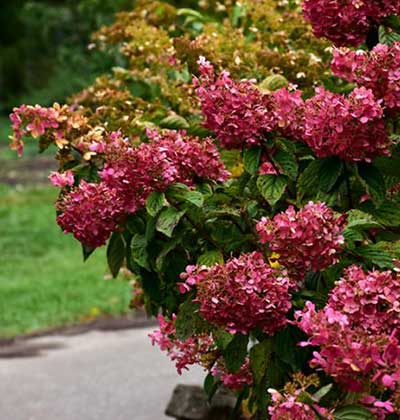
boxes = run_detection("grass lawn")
[0,184,132,338]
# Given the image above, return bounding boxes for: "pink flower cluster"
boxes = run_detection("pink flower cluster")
[211,358,253,390]
[9,104,60,156]
[56,181,124,248]
[257,202,346,277]
[268,390,333,420]
[56,130,228,247]
[149,315,252,389]
[303,87,389,162]
[49,170,74,188]
[180,252,293,335]
[149,314,214,375]
[332,43,400,112]
[194,57,274,149]
[296,266,400,398]
[302,0,400,47]
[195,58,304,150]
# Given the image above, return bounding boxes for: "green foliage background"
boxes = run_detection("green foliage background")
[0,0,133,114]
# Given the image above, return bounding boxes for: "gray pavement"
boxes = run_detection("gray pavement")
[0,327,205,420]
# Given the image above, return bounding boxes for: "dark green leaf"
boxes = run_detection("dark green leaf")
[257,175,287,205]
[156,207,186,238]
[223,334,249,373]
[82,244,96,261]
[204,373,219,401]
[107,232,125,278]
[146,192,166,217]
[243,147,262,175]
[175,300,201,340]
[249,339,273,384]
[334,404,375,420]
[167,184,204,207]
[319,157,343,192]
[130,234,150,270]
[155,238,180,271]
[357,163,386,204]
[272,149,298,180]
[297,159,324,201]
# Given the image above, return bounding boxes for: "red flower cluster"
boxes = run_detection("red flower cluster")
[149,314,214,375]
[211,358,253,390]
[180,252,292,335]
[302,0,400,47]
[257,202,346,277]
[303,87,389,161]
[56,130,228,247]
[296,266,400,400]
[332,43,400,112]
[149,315,252,390]
[269,390,333,420]
[9,104,61,156]
[195,57,274,149]
[56,181,124,248]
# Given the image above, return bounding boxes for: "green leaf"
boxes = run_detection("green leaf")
[107,232,125,278]
[155,238,180,271]
[213,329,234,350]
[312,384,333,403]
[197,250,224,266]
[318,157,343,192]
[167,184,204,207]
[357,163,386,204]
[243,147,262,175]
[159,114,189,129]
[346,209,382,231]
[156,207,186,238]
[272,149,298,180]
[257,175,287,205]
[82,244,96,262]
[379,25,400,45]
[204,373,219,401]
[223,334,249,373]
[297,159,324,201]
[130,234,150,270]
[368,201,400,227]
[334,404,374,420]
[355,243,395,269]
[249,339,273,384]
[146,191,166,217]
[175,300,201,340]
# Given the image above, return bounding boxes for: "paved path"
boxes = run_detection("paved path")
[0,327,205,420]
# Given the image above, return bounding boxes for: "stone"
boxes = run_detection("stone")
[165,384,243,420]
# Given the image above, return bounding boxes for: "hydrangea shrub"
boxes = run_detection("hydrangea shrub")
[9,1,400,418]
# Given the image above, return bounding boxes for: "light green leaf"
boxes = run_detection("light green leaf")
[257,175,287,205]
[197,250,224,266]
[146,191,166,217]
[159,114,189,129]
[334,404,374,420]
[156,207,186,237]
[130,234,150,271]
